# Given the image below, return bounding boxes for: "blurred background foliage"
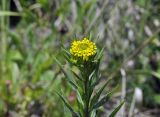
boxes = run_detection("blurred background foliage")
[0,0,160,116]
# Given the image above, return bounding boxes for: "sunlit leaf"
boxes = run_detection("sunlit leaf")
[7,50,23,61]
[0,11,20,16]
[151,71,160,79]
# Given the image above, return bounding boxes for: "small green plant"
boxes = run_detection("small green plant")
[56,37,125,117]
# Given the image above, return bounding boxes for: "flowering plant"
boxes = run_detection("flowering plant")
[56,38,124,117]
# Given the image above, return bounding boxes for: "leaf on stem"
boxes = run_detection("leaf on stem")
[89,70,96,81]
[92,85,118,110]
[71,70,83,82]
[90,78,112,108]
[151,71,160,79]
[76,90,84,108]
[54,57,78,90]
[61,46,71,63]
[109,100,125,117]
[95,46,105,61]
[56,92,79,117]
[0,11,20,16]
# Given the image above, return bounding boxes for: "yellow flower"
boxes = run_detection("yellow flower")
[70,38,97,61]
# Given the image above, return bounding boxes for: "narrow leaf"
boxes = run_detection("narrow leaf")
[61,46,71,57]
[151,71,160,79]
[95,46,105,60]
[56,92,79,116]
[89,70,96,81]
[92,86,118,110]
[92,92,111,110]
[90,78,112,108]
[61,46,71,62]
[109,100,125,117]
[54,57,78,89]
[0,11,20,16]
[76,90,84,107]
[91,61,101,87]
[71,70,83,82]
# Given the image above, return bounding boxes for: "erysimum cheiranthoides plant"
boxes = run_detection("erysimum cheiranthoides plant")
[55,37,125,117]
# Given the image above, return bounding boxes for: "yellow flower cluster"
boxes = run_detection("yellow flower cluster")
[70,38,97,61]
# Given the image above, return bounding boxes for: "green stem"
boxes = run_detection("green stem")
[84,77,90,117]
[83,64,91,117]
[0,0,9,77]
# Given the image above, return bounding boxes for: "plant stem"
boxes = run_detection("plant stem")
[83,64,91,117]
[84,77,90,117]
[0,0,7,77]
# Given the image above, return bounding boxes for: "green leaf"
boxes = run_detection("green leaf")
[90,61,101,87]
[90,78,112,108]
[71,70,83,82]
[109,100,125,117]
[89,70,96,81]
[136,0,147,7]
[95,46,105,60]
[54,57,78,89]
[37,0,48,8]
[56,92,79,117]
[76,90,84,108]
[0,11,20,16]
[8,31,22,48]
[61,46,71,57]
[92,86,118,110]
[7,50,23,61]
[61,46,71,63]
[92,92,111,110]
[151,71,160,79]
[0,99,5,114]
[154,94,160,104]
[32,55,54,83]
[91,74,101,88]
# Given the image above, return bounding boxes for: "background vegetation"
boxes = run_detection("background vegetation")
[0,0,160,116]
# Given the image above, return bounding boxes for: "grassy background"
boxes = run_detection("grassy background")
[0,0,160,116]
